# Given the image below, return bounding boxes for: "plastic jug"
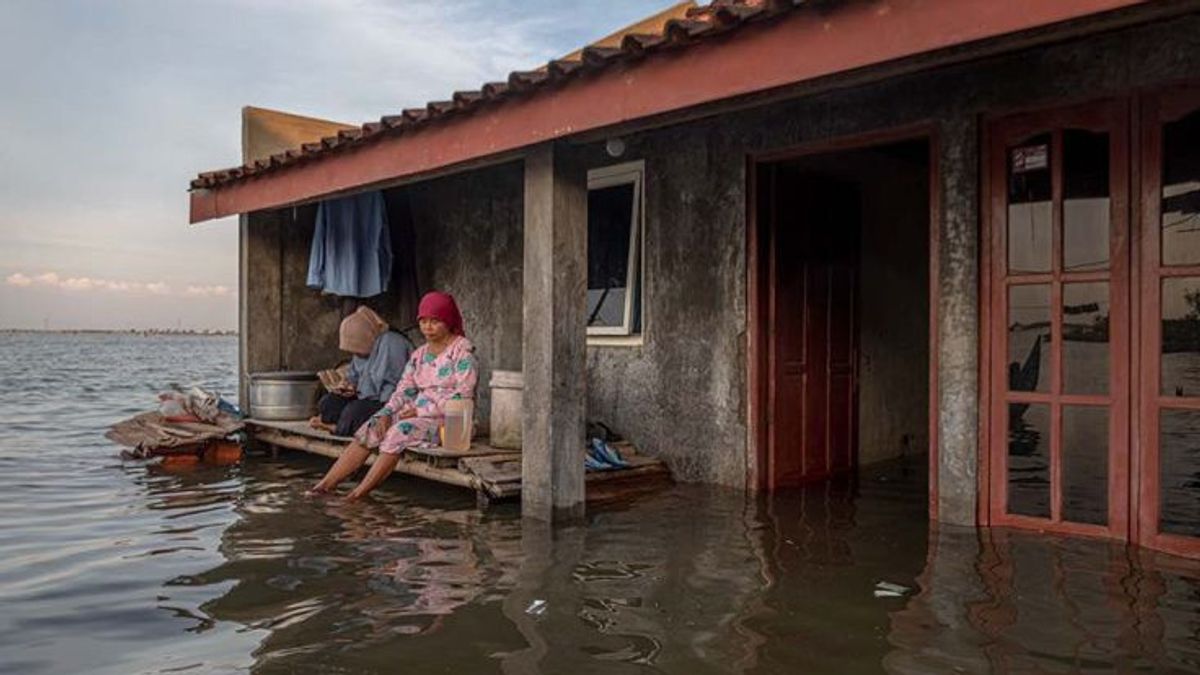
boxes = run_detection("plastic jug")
[441,399,474,452]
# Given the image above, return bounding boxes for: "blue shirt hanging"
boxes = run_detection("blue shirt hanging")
[306,191,393,298]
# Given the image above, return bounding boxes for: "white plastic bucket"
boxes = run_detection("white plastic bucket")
[489,370,523,450]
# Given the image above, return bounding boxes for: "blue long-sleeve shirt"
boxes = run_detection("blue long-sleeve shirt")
[347,331,413,403]
[306,191,393,298]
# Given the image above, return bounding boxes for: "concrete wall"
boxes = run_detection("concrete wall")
[406,162,526,433]
[578,130,747,484]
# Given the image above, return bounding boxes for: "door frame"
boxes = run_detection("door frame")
[1136,83,1200,559]
[981,97,1132,540]
[746,124,942,519]
[979,81,1200,558]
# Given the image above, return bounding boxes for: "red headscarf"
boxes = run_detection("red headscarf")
[417,291,465,336]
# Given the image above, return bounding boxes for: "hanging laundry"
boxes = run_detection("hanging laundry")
[306,191,393,297]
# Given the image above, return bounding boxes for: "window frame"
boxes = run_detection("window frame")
[586,160,645,339]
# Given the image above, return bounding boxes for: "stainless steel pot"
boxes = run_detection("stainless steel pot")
[248,371,320,421]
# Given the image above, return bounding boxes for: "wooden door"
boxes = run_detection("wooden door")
[986,99,1131,540]
[768,168,860,488]
[1137,85,1200,558]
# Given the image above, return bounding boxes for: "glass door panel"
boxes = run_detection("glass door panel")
[1008,134,1053,274]
[1140,88,1200,558]
[1062,282,1109,395]
[1063,130,1111,272]
[1158,410,1200,538]
[1007,403,1051,518]
[1062,405,1109,526]
[989,99,1129,538]
[1008,284,1050,393]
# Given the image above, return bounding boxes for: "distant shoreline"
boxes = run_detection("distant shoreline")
[0,329,238,337]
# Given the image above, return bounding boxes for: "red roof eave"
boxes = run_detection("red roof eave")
[190,0,1150,223]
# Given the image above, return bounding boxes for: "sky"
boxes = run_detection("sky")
[0,0,671,331]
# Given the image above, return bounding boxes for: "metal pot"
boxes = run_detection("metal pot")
[248,371,320,420]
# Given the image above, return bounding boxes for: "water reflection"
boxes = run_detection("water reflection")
[1008,404,1051,518]
[888,527,1200,672]
[156,455,1200,674]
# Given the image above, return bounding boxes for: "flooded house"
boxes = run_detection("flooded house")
[188,0,1200,558]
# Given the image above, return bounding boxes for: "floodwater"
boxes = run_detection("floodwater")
[2,333,1200,674]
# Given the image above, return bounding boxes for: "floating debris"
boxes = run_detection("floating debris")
[874,581,911,598]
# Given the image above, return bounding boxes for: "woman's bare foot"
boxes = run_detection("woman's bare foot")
[309,417,337,433]
[305,482,332,497]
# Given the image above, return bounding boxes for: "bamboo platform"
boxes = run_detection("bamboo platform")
[245,419,672,506]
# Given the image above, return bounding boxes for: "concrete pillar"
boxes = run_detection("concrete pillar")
[521,143,588,523]
[238,210,283,408]
[936,116,981,527]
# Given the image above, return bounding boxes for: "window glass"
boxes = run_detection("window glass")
[1062,405,1108,526]
[587,180,640,333]
[1161,277,1200,397]
[1063,282,1109,395]
[1008,284,1051,393]
[1008,134,1053,274]
[1159,409,1200,537]
[1008,403,1051,518]
[1161,111,1200,266]
[1063,130,1110,271]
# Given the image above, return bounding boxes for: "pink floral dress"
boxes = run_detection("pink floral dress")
[354,336,478,455]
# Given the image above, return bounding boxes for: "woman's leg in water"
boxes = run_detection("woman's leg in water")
[309,441,371,493]
[346,452,401,500]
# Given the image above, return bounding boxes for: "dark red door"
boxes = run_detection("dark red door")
[768,168,859,488]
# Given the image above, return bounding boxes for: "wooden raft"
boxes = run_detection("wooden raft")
[246,419,672,505]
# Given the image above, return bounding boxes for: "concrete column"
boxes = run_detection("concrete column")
[521,143,587,523]
[238,210,283,408]
[936,116,981,527]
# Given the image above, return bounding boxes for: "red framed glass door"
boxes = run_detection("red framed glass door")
[986,99,1131,540]
[1138,85,1200,558]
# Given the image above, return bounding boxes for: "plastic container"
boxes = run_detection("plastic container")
[488,370,523,450]
[441,399,474,452]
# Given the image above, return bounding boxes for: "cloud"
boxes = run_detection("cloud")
[5,270,176,295]
[184,284,230,297]
[60,276,98,291]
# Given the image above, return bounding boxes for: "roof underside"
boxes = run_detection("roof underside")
[189,0,1154,223]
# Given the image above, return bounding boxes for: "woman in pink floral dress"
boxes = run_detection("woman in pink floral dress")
[308,291,478,500]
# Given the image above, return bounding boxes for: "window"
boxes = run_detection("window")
[587,161,644,337]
